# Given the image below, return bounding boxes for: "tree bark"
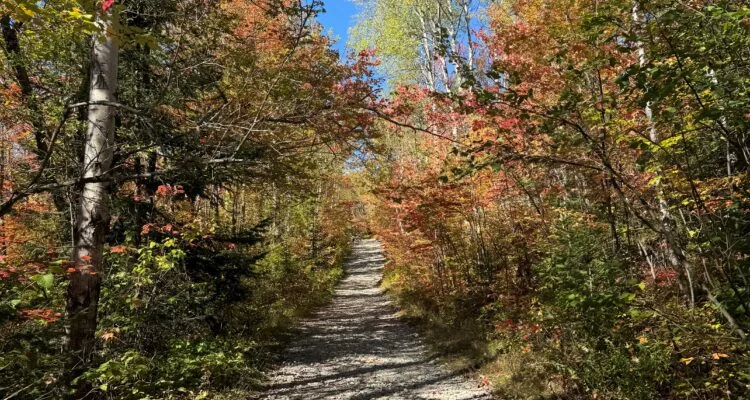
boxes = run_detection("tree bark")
[66,6,119,396]
[461,0,474,72]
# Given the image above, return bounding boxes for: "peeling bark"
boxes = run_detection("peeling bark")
[65,7,119,396]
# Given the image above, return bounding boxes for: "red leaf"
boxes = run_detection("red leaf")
[102,0,115,11]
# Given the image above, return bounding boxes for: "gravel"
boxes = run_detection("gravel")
[259,239,493,400]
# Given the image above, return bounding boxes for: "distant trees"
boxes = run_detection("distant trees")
[350,0,478,92]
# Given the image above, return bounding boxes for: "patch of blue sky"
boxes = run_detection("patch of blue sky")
[316,0,361,58]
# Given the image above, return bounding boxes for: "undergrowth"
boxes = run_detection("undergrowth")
[377,221,750,399]
[1,231,350,400]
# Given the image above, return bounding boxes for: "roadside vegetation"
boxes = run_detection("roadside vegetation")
[0,1,372,398]
[353,0,750,398]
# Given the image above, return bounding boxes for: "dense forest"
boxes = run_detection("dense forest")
[0,0,748,399]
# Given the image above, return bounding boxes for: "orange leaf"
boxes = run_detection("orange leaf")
[110,245,128,254]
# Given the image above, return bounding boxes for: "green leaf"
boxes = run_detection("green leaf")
[620,292,636,302]
[32,273,55,290]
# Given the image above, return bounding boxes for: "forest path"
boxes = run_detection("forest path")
[261,238,493,400]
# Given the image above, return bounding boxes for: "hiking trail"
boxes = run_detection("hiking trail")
[261,238,493,400]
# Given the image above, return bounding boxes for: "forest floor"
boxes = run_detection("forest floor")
[259,238,493,400]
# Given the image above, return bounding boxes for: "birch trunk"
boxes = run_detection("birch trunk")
[632,2,695,308]
[461,0,474,71]
[417,11,437,91]
[66,5,118,391]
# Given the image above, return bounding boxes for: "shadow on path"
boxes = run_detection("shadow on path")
[259,239,493,400]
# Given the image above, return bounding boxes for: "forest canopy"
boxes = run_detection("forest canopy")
[1,0,749,399]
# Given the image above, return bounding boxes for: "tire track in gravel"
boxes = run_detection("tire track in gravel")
[260,238,493,400]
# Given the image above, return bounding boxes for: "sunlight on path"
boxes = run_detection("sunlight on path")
[260,239,493,400]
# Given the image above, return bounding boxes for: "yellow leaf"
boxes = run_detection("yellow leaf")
[712,353,729,360]
[19,4,36,17]
[638,336,648,344]
[680,357,694,365]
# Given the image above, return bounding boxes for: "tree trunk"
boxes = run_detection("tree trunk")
[461,0,474,72]
[632,2,695,308]
[416,11,437,91]
[66,6,119,396]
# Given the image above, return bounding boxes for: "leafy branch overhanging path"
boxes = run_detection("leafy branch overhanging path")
[261,239,492,400]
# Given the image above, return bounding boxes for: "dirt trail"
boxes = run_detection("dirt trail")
[261,239,493,400]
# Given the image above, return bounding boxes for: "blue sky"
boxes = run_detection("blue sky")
[316,0,360,57]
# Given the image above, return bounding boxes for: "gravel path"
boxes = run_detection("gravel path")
[260,239,493,400]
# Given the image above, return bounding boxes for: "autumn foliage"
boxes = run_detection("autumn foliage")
[0,0,374,398]
[356,0,750,398]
